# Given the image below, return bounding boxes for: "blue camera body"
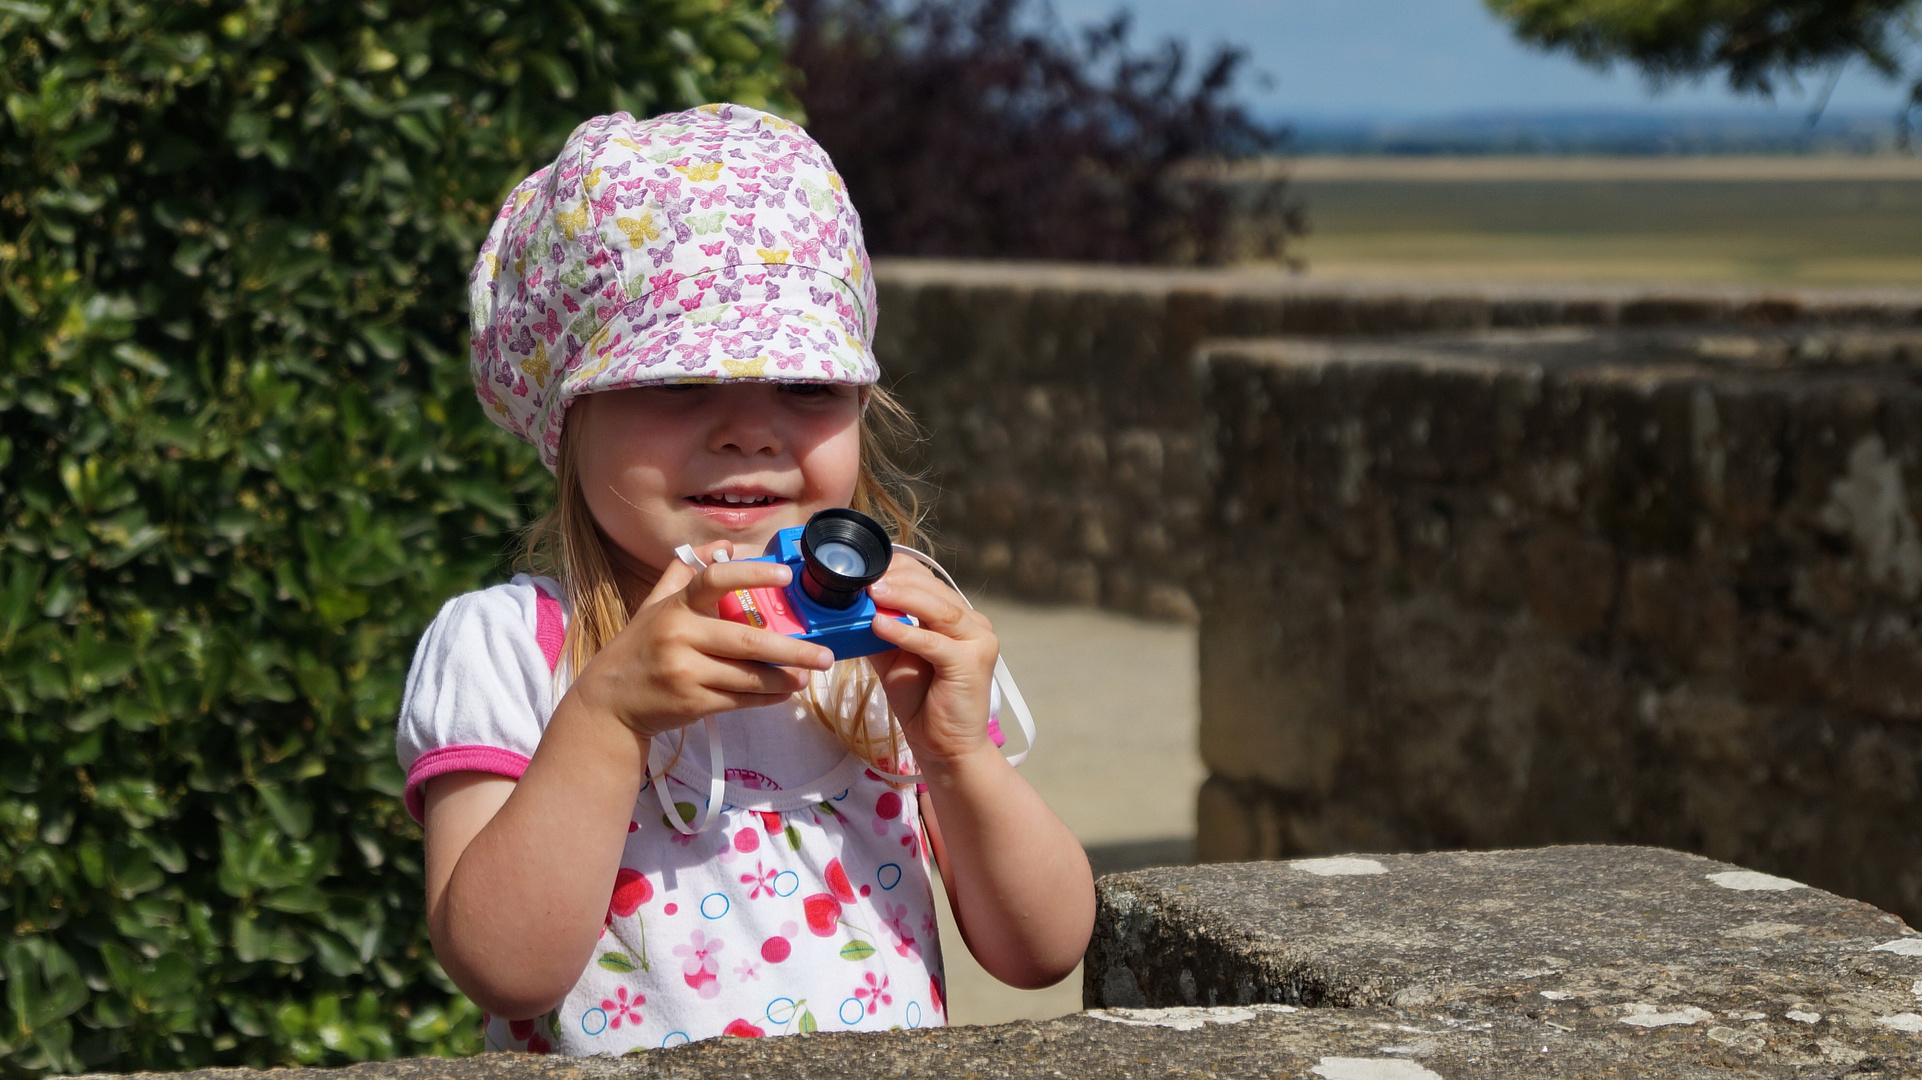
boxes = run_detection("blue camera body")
[718,525,911,661]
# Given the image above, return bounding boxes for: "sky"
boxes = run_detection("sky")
[1044,0,1913,120]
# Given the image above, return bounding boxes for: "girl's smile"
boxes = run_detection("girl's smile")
[685,486,794,530]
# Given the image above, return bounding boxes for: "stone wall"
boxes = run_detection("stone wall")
[872,258,1922,621]
[1194,329,1922,928]
[111,847,1922,1078]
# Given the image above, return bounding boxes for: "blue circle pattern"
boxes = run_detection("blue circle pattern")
[580,1008,608,1036]
[906,1001,922,1028]
[839,997,865,1025]
[773,870,800,897]
[766,997,798,1025]
[877,863,902,890]
[661,1031,689,1048]
[700,892,730,919]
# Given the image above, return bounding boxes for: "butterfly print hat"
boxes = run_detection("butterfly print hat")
[467,104,879,471]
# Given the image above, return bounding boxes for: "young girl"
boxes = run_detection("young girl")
[397,105,1094,1054]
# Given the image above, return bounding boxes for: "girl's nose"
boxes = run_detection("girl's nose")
[708,400,784,456]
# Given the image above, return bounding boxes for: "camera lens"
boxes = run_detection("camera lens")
[799,509,892,609]
[811,540,867,578]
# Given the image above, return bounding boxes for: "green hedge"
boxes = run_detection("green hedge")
[0,2,791,1074]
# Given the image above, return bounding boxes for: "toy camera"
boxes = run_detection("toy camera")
[717,508,910,660]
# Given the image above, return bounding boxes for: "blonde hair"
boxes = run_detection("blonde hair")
[519,384,930,776]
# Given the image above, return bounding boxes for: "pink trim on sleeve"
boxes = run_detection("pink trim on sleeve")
[533,587,564,675]
[404,744,532,823]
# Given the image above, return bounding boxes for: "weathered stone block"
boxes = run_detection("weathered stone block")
[1086,845,1922,1075]
[1198,328,1922,926]
[874,260,1922,620]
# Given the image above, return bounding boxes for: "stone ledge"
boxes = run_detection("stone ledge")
[1086,845,1922,1075]
[89,1003,1922,1079]
[105,846,1922,1078]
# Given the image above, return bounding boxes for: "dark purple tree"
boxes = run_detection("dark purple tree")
[786,0,1303,264]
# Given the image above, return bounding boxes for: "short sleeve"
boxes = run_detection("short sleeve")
[395,575,562,822]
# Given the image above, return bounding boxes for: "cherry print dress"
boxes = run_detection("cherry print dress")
[396,575,947,1053]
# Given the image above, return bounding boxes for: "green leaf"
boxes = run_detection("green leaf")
[785,824,802,850]
[108,841,165,898]
[0,1,52,22]
[799,1009,817,1033]
[529,53,578,99]
[262,885,329,914]
[359,324,405,362]
[255,782,314,839]
[838,940,876,961]
[5,938,89,1031]
[596,952,637,973]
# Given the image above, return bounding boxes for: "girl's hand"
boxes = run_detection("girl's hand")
[571,541,835,741]
[865,560,1000,769]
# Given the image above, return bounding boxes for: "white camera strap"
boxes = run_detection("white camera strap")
[656,542,1037,831]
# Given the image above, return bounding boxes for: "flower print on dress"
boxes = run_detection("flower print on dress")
[882,901,921,960]
[742,861,780,900]
[599,986,644,1031]
[675,928,726,1000]
[734,957,761,983]
[854,972,892,1015]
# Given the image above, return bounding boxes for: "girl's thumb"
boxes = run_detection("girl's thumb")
[643,541,734,608]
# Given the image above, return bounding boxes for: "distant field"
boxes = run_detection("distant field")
[1282,156,1922,286]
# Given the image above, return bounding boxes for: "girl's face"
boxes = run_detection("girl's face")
[572,382,864,589]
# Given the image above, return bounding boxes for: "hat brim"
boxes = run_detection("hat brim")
[531,270,878,469]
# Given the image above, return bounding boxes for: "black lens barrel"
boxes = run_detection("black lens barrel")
[799,508,892,609]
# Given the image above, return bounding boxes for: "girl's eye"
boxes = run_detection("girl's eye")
[778,382,846,400]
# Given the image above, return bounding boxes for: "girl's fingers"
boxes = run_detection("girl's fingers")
[868,575,981,638]
[868,607,977,672]
[681,558,795,614]
[642,553,701,609]
[700,655,815,697]
[686,614,835,670]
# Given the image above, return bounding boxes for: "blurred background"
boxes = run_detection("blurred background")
[7,0,1922,1073]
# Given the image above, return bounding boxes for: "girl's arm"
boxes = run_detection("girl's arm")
[867,568,1096,990]
[915,762,1093,988]
[422,550,834,1019]
[423,701,650,1019]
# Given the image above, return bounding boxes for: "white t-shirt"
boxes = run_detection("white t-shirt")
[397,574,947,1053]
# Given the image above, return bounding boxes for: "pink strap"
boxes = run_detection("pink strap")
[534,585,564,674]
